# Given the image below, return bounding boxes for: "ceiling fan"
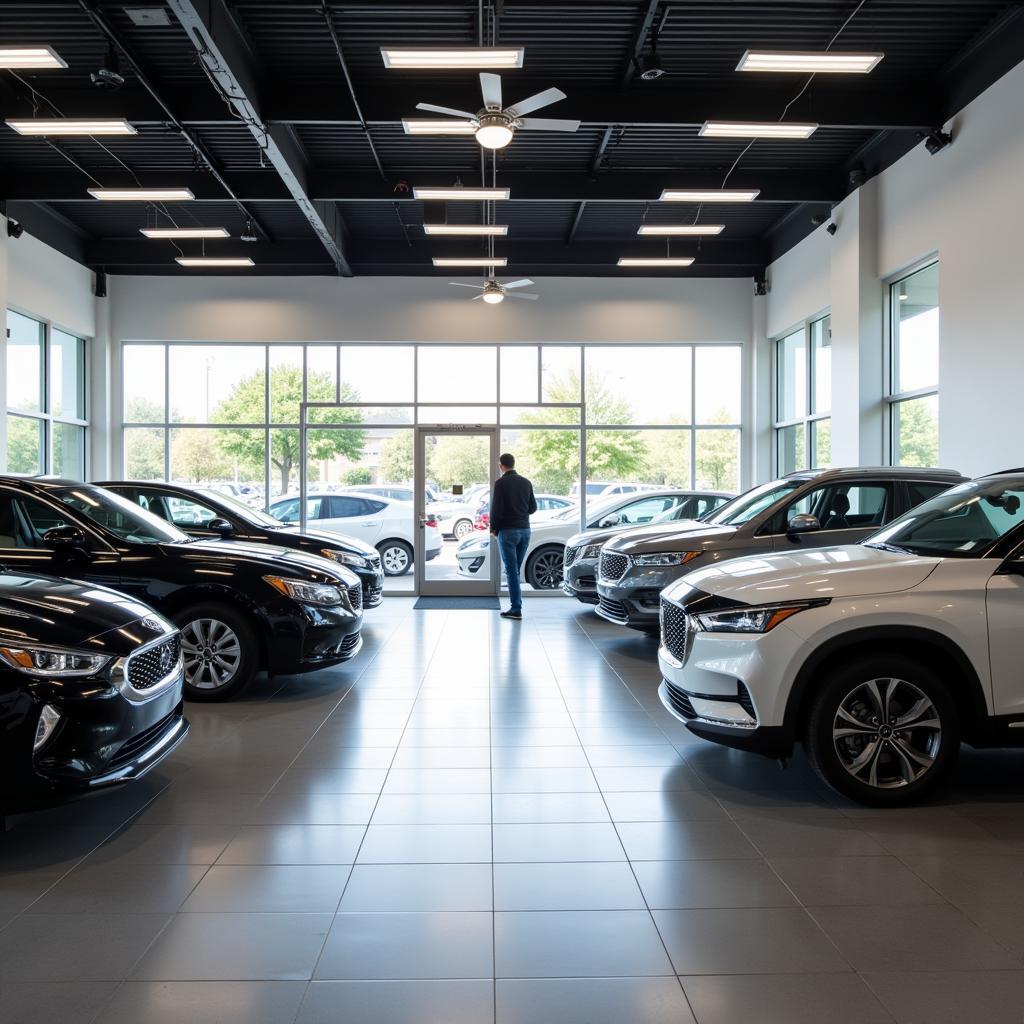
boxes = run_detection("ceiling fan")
[450,277,539,304]
[417,73,580,149]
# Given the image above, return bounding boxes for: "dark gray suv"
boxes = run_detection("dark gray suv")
[595,466,966,632]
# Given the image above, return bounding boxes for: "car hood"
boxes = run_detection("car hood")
[167,538,361,587]
[567,520,677,550]
[0,570,174,655]
[604,520,734,554]
[665,544,942,606]
[270,525,377,558]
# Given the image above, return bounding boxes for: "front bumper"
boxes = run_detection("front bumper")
[563,558,599,604]
[264,599,364,674]
[595,581,663,628]
[425,545,442,562]
[457,547,489,578]
[353,567,384,608]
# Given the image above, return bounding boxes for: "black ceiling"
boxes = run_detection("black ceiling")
[1,0,1022,278]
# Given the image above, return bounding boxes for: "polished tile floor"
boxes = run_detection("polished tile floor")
[4,598,1024,1023]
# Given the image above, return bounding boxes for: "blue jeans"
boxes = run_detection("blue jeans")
[496,528,531,612]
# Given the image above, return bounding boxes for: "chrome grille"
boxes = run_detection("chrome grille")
[126,635,181,690]
[597,595,630,624]
[663,680,697,720]
[599,550,629,582]
[367,554,382,572]
[563,545,580,567]
[660,598,689,664]
[348,582,363,611]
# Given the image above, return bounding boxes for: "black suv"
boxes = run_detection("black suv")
[0,478,364,700]
[99,481,384,609]
[1,569,187,811]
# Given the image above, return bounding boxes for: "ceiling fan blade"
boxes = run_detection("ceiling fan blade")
[449,282,486,290]
[507,291,540,300]
[479,72,503,111]
[505,87,566,118]
[517,117,581,133]
[416,101,479,120]
[471,293,485,300]
[501,278,534,289]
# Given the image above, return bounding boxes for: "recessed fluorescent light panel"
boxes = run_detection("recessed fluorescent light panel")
[381,47,524,69]
[141,227,229,239]
[414,187,510,201]
[88,188,195,201]
[403,119,477,135]
[738,50,884,74]
[424,224,508,236]
[7,118,136,136]
[432,257,508,267]
[700,121,818,139]
[0,46,67,69]
[618,257,695,267]
[660,189,760,202]
[637,225,724,236]
[175,257,254,267]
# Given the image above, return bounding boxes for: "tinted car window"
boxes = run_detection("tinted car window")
[769,484,890,533]
[271,497,322,523]
[364,499,387,514]
[616,496,677,524]
[326,496,368,518]
[164,495,218,527]
[53,486,186,543]
[0,493,74,547]
[712,481,802,527]
[908,482,952,508]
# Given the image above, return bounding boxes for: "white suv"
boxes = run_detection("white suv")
[657,474,1024,805]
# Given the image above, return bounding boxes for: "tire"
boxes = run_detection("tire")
[174,602,258,701]
[378,539,413,577]
[805,654,959,806]
[526,545,565,590]
[453,518,473,541]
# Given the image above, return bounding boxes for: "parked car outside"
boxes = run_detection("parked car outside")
[99,481,385,608]
[0,477,364,700]
[268,490,442,577]
[656,472,1024,805]
[563,490,733,604]
[473,493,574,531]
[1,568,188,811]
[568,481,659,500]
[346,484,441,505]
[596,467,966,633]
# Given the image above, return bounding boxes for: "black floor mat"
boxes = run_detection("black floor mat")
[413,596,501,609]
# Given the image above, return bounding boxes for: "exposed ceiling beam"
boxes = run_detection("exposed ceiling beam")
[621,0,662,88]
[166,0,353,276]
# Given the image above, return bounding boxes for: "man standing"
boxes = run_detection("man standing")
[490,453,537,620]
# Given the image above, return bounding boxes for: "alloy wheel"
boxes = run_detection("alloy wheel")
[531,550,564,589]
[832,677,942,789]
[181,617,243,691]
[454,519,472,540]
[382,544,410,574]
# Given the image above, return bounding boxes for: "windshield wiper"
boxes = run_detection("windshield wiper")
[863,541,910,554]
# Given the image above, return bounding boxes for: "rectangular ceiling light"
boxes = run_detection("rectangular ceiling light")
[175,257,254,267]
[618,257,695,267]
[141,227,229,239]
[382,47,524,69]
[88,188,195,201]
[0,46,67,70]
[700,121,818,139]
[637,225,724,236]
[738,50,884,74]
[432,257,508,267]
[403,119,476,135]
[424,224,508,236]
[660,189,760,202]
[414,186,510,201]
[7,118,136,136]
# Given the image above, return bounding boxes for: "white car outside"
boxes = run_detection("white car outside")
[656,473,1024,805]
[268,490,442,576]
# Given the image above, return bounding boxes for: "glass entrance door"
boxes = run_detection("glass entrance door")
[415,427,499,596]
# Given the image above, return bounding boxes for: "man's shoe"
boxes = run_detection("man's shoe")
[500,609,522,620]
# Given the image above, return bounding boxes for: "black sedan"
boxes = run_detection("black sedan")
[0,477,364,700]
[0,569,188,811]
[99,481,384,608]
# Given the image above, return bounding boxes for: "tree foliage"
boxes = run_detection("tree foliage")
[695,408,740,491]
[342,466,373,486]
[895,398,939,467]
[427,436,491,491]
[6,416,42,474]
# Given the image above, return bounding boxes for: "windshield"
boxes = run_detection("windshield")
[867,480,1024,557]
[54,485,188,544]
[707,480,803,527]
[196,488,282,528]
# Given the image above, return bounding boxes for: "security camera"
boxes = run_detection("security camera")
[826,222,838,236]
[6,219,24,239]
[91,46,124,91]
[811,213,827,227]
[924,128,952,155]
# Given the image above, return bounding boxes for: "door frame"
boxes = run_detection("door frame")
[415,425,499,597]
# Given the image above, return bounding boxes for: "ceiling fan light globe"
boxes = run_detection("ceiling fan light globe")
[482,288,505,304]
[475,117,514,149]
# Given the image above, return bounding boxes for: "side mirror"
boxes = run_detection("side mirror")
[43,525,88,549]
[787,513,821,537]
[207,517,233,535]
[599,513,621,528]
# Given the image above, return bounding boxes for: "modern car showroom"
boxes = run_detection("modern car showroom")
[1,2,1023,1022]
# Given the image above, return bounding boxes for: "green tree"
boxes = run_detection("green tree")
[378,432,413,484]
[171,430,234,482]
[894,398,939,467]
[642,422,691,486]
[342,466,373,486]
[695,409,740,491]
[428,436,490,491]
[213,366,365,493]
[122,398,168,480]
[6,415,42,474]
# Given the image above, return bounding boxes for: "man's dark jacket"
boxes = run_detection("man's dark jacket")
[490,470,537,532]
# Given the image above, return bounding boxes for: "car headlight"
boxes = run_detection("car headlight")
[0,645,111,677]
[693,600,828,634]
[581,544,603,560]
[263,575,343,606]
[321,548,369,570]
[632,551,701,567]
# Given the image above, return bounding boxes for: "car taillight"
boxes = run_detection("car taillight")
[423,518,438,528]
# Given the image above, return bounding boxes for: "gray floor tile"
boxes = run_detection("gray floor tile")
[93,981,307,1024]
[133,792,265,826]
[131,913,333,981]
[863,970,1024,1024]
[248,793,378,826]
[494,911,673,977]
[391,746,492,769]
[341,863,493,912]
[491,746,589,769]
[84,824,239,866]
[217,825,365,864]
[271,769,388,795]
[357,824,491,863]
[381,769,492,794]
[494,861,645,910]
[617,820,760,860]
[733,815,889,857]
[901,853,1024,905]
[654,908,851,974]
[181,864,348,913]
[489,727,581,746]
[496,978,694,1024]
[493,822,625,862]
[633,859,799,909]
[584,745,685,767]
[26,862,205,915]
[491,792,610,824]
[602,789,727,822]
[0,982,118,1024]
[491,767,598,793]
[296,980,494,1024]
[315,912,493,979]
[591,765,703,791]
[370,793,492,825]
[682,973,892,1024]
[770,856,946,907]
